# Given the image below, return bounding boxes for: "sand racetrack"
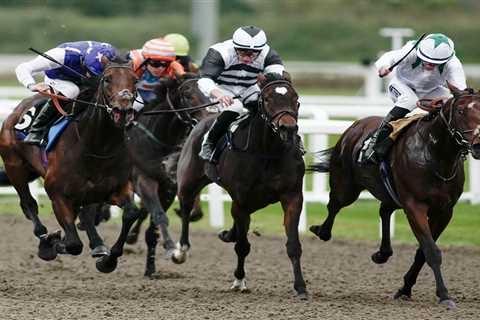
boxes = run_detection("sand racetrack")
[0,214,479,320]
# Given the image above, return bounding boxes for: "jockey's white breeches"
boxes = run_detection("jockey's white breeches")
[44,76,80,99]
[387,77,451,111]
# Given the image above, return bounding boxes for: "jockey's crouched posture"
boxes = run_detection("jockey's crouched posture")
[364,33,467,164]
[15,41,117,146]
[127,37,185,112]
[198,25,301,162]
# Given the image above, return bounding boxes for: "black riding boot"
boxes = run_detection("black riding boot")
[365,106,410,164]
[24,99,60,146]
[199,110,239,162]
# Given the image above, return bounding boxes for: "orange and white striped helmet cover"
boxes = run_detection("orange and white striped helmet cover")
[142,38,176,61]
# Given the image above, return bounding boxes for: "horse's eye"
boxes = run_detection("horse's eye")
[458,109,465,115]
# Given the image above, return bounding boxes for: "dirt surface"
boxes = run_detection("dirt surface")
[0,214,479,320]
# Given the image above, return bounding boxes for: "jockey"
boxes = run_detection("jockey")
[164,33,199,73]
[128,37,185,112]
[364,33,467,164]
[15,41,117,146]
[198,25,285,162]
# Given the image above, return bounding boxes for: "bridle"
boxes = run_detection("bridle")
[257,80,299,133]
[165,78,201,127]
[95,63,137,120]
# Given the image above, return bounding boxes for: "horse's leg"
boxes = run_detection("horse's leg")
[126,205,148,244]
[49,195,83,255]
[397,204,455,308]
[189,194,204,222]
[218,222,237,243]
[371,202,395,264]
[136,175,176,256]
[96,198,141,273]
[230,202,251,293]
[281,192,308,299]
[5,164,58,260]
[310,170,361,240]
[171,186,199,264]
[78,205,110,258]
[144,219,158,277]
[174,194,204,222]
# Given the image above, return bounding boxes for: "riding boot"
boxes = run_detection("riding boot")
[364,106,410,164]
[199,110,239,162]
[24,99,60,146]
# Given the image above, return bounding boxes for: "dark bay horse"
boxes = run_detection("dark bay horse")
[309,84,480,308]
[109,74,210,276]
[0,56,137,263]
[173,72,308,298]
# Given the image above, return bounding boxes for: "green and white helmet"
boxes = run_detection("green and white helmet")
[416,33,455,64]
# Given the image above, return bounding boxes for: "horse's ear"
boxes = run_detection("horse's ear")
[257,73,267,88]
[282,71,292,82]
[447,81,462,97]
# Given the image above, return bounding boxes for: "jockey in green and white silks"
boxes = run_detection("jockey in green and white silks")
[364,33,467,164]
[197,25,285,162]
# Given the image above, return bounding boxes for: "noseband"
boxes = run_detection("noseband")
[97,64,137,116]
[165,78,201,127]
[258,80,299,132]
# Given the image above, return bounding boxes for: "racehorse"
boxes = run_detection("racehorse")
[172,72,308,298]
[308,84,480,308]
[97,74,210,276]
[0,55,137,262]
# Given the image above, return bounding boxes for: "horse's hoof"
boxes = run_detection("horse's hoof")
[297,291,309,300]
[439,299,457,310]
[189,210,204,222]
[65,242,83,256]
[125,232,139,245]
[91,245,110,258]
[218,230,235,243]
[171,249,187,264]
[38,241,57,261]
[393,288,412,300]
[309,225,331,241]
[230,278,248,292]
[371,251,392,264]
[144,265,155,278]
[96,256,118,273]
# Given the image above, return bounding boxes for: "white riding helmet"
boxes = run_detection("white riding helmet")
[416,33,455,64]
[232,26,267,51]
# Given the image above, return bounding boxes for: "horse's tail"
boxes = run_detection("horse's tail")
[307,148,334,173]
[0,169,39,186]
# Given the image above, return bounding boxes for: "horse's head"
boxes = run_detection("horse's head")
[98,55,137,127]
[443,83,480,159]
[257,72,299,145]
[155,73,210,125]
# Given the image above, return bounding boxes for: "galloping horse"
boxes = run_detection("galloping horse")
[173,72,308,298]
[0,56,137,262]
[309,84,480,308]
[98,74,210,276]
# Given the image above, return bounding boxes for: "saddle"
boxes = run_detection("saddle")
[358,113,426,163]
[210,113,252,163]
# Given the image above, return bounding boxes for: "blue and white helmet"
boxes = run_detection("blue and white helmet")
[232,26,267,51]
[84,44,117,76]
[416,33,454,64]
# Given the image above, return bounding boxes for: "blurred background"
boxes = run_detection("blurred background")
[1,0,480,245]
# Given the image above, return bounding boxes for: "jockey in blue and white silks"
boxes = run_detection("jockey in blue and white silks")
[15,41,117,146]
[197,25,285,162]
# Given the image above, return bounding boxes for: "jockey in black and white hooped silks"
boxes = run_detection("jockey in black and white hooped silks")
[364,33,467,164]
[197,25,285,162]
[15,41,117,146]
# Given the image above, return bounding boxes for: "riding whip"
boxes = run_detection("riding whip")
[29,47,89,80]
[380,33,427,78]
